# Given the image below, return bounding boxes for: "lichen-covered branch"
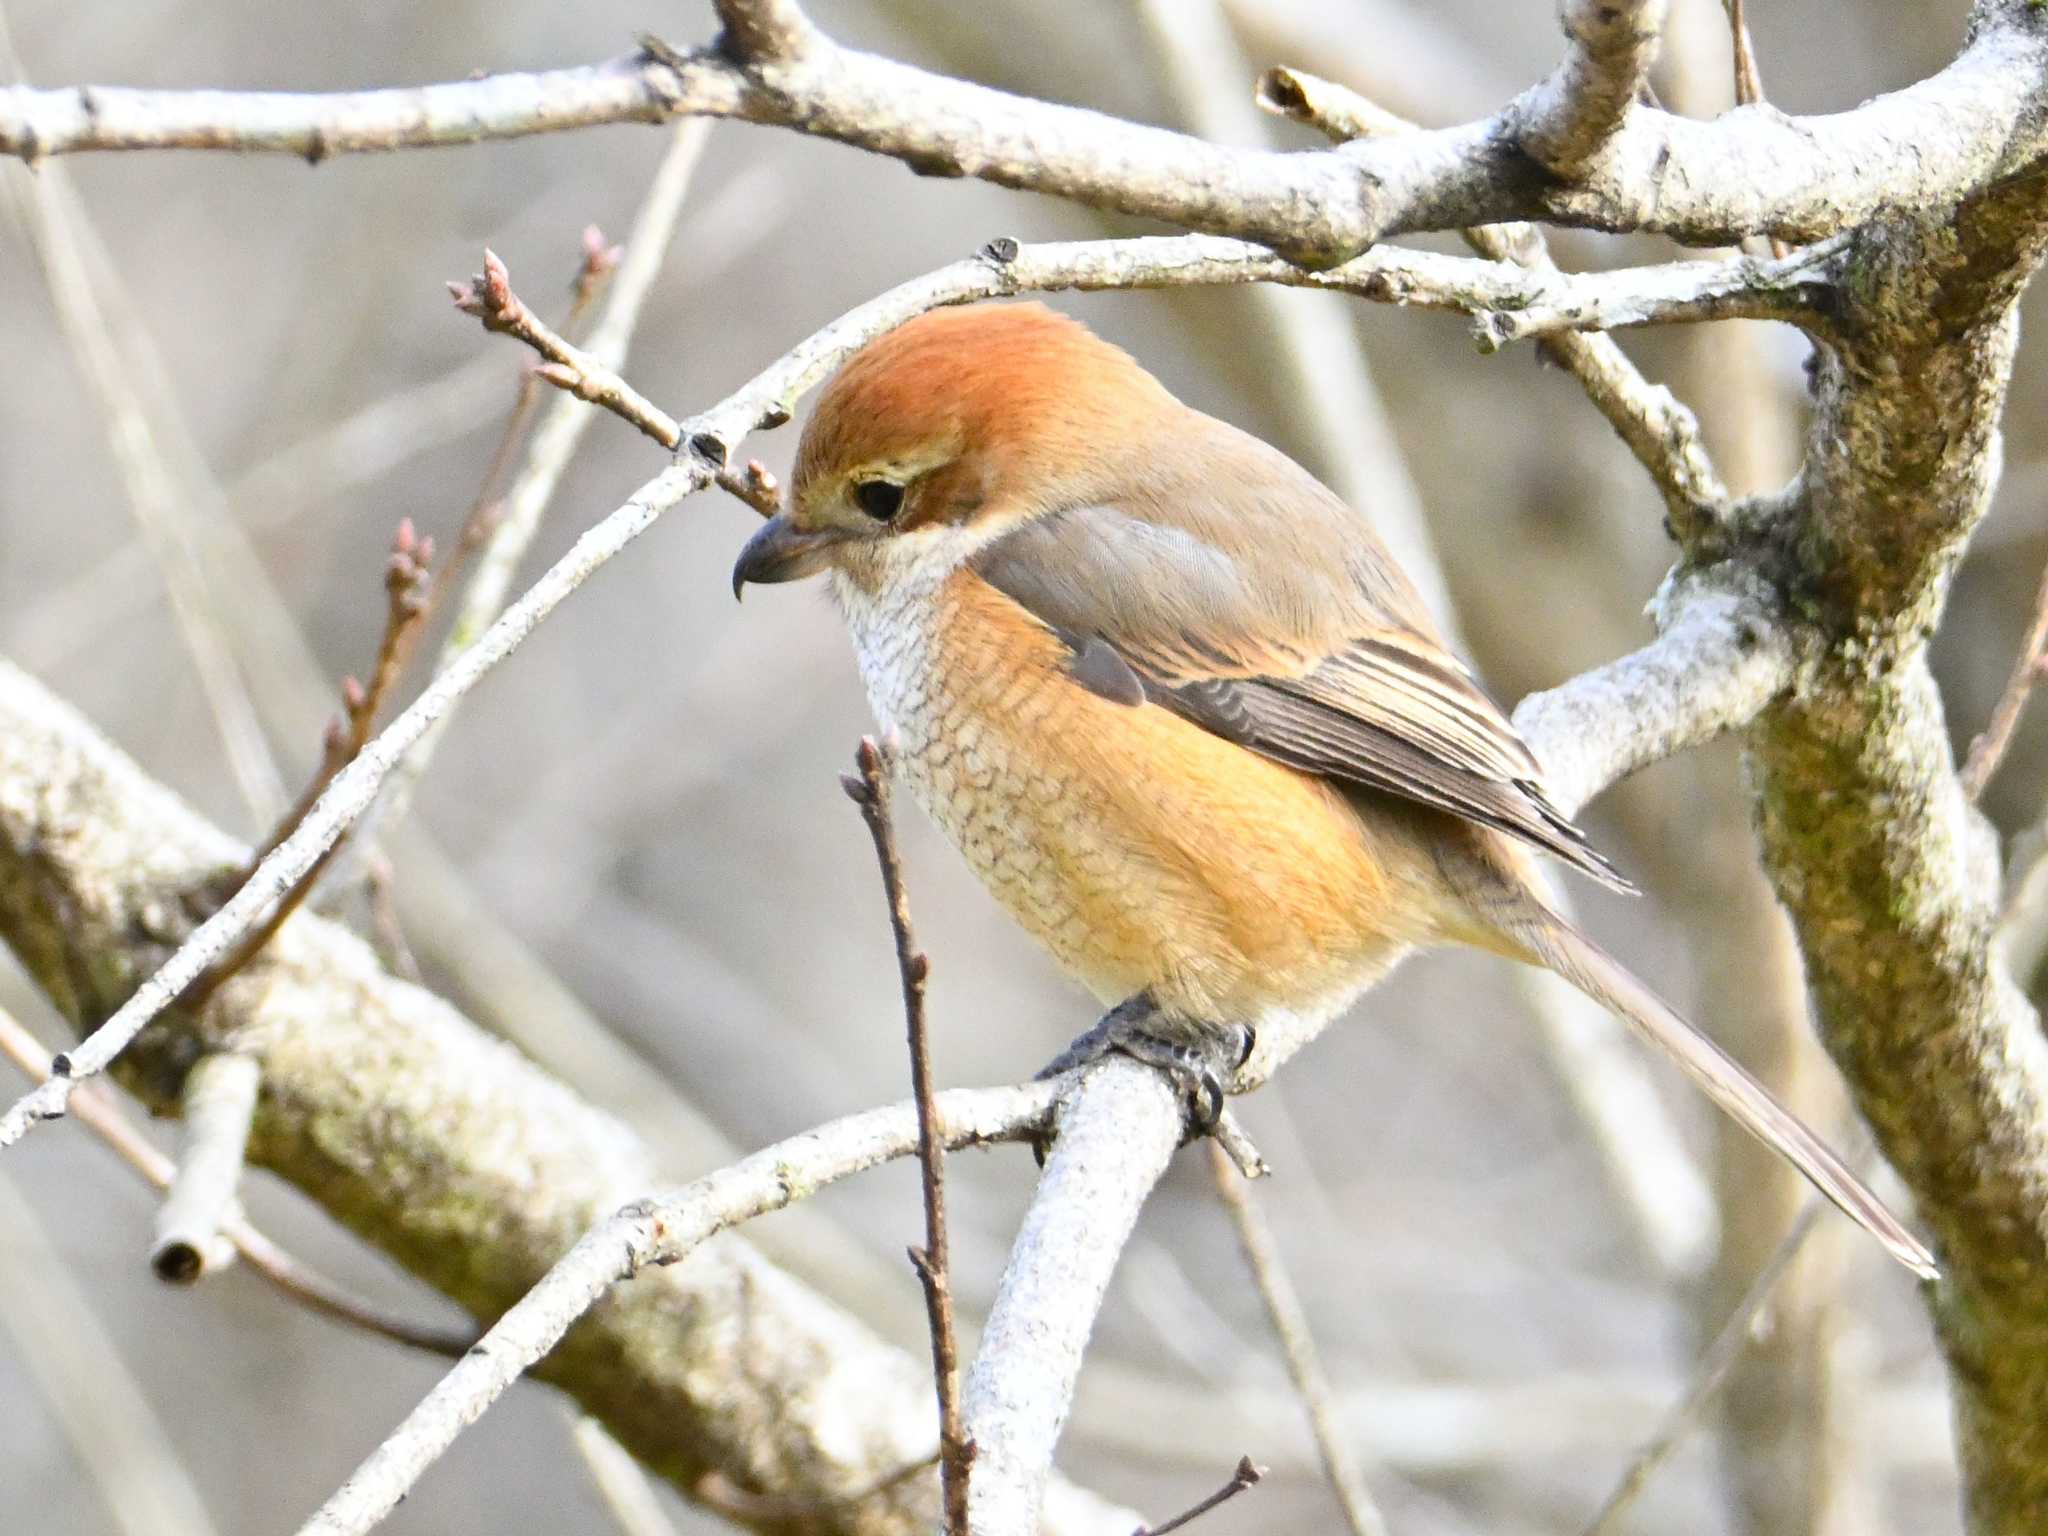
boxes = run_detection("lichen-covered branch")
[1736,119,2048,1536]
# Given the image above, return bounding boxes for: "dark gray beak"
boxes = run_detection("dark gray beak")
[731,515,843,599]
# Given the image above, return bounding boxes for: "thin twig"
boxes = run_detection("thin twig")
[0,1004,473,1357]
[179,520,437,1011]
[843,736,973,1534]
[362,854,422,983]
[453,249,683,453]
[1205,1141,1390,1536]
[295,1081,1060,1536]
[150,1050,261,1282]
[1725,0,1766,107]
[452,248,786,518]
[1580,1202,1825,1535]
[439,226,620,610]
[1134,1455,1266,1536]
[1962,558,2048,800]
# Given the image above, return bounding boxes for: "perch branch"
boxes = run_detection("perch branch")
[961,1060,1184,1536]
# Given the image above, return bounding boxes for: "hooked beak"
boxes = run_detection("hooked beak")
[731,515,844,599]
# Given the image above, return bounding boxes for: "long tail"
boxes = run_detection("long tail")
[1515,912,1939,1282]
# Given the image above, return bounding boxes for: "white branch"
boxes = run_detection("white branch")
[961,1062,1183,1536]
[1515,567,1798,818]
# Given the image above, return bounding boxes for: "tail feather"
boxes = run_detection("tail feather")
[1518,914,1939,1282]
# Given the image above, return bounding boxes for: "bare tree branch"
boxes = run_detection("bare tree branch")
[0,1004,474,1359]
[1254,62,1732,545]
[1582,1205,1824,1535]
[1135,1456,1265,1536]
[4,11,2045,256]
[1513,566,1798,819]
[1961,558,2048,800]
[961,1061,1184,1536]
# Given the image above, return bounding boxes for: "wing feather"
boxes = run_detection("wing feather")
[975,496,1632,893]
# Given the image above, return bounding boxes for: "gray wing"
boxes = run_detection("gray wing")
[974,501,1632,893]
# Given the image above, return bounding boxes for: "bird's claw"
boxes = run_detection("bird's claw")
[1035,995,1252,1146]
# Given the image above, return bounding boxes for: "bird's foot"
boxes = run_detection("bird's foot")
[1036,992,1254,1136]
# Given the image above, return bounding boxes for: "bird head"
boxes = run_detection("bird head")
[732,303,1174,598]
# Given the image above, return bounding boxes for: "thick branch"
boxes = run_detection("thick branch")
[1740,128,2048,1536]
[4,14,2047,255]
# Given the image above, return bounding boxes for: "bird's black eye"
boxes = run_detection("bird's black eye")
[853,479,905,521]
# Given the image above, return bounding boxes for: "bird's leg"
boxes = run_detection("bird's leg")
[1036,991,1255,1135]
